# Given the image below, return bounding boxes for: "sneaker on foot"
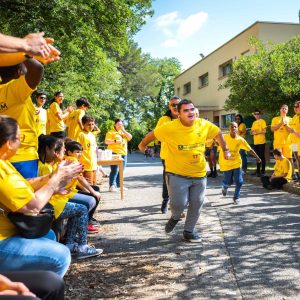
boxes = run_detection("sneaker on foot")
[165,217,179,233]
[222,187,227,196]
[211,170,218,178]
[74,245,103,260]
[161,199,169,214]
[109,185,117,192]
[233,197,240,205]
[183,231,202,243]
[88,223,99,234]
[89,218,100,227]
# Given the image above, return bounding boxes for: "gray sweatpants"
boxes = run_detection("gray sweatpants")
[166,173,206,233]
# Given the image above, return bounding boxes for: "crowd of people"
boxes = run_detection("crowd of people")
[0,31,132,299]
[0,31,298,298]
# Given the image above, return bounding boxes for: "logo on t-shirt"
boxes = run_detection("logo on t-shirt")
[0,102,8,112]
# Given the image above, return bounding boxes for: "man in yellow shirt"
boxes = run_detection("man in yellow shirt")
[155,96,180,214]
[220,122,261,204]
[0,57,46,178]
[35,91,47,136]
[271,104,294,176]
[287,100,300,181]
[261,148,292,189]
[66,97,90,140]
[139,99,230,242]
[250,109,267,176]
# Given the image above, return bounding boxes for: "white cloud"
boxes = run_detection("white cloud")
[154,11,208,48]
[162,39,178,48]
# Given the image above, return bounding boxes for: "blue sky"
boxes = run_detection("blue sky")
[134,0,300,70]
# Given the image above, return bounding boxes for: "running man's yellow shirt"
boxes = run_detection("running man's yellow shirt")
[35,106,47,136]
[154,118,220,177]
[271,116,292,146]
[219,134,251,172]
[274,157,292,181]
[0,160,35,240]
[0,75,38,162]
[289,114,300,145]
[251,119,267,145]
[155,115,173,160]
[66,108,85,140]
[38,161,76,219]
[105,129,128,156]
[48,102,65,132]
[78,131,98,171]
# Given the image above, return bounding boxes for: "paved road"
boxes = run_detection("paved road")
[68,152,300,299]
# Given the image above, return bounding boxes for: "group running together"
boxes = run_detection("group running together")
[0,31,298,299]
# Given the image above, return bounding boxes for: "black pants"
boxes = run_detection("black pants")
[161,160,169,201]
[261,175,287,189]
[253,143,266,173]
[0,271,65,300]
[77,185,100,220]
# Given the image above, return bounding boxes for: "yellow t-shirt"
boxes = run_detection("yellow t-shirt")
[219,134,251,172]
[38,161,75,219]
[35,106,47,136]
[0,160,34,240]
[78,131,98,171]
[0,75,38,162]
[271,116,291,146]
[155,115,173,160]
[105,129,128,156]
[66,108,85,140]
[251,119,267,145]
[48,102,65,132]
[238,123,247,138]
[274,157,292,181]
[289,114,300,144]
[154,118,220,177]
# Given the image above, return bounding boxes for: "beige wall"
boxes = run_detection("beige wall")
[174,22,300,127]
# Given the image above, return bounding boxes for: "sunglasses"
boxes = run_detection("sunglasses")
[39,96,46,100]
[170,103,178,107]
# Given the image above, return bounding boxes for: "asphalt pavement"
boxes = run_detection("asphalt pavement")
[91,152,300,299]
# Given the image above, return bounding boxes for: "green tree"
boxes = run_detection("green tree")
[223,36,300,115]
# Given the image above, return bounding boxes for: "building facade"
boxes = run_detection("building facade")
[174,22,300,128]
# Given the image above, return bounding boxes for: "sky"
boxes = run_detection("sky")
[134,0,300,70]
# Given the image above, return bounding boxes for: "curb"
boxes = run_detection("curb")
[244,173,300,196]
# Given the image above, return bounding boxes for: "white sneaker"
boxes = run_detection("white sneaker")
[109,185,117,192]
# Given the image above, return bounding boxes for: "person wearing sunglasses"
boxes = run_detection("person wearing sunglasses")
[287,100,300,181]
[35,91,47,137]
[250,109,267,176]
[154,96,181,214]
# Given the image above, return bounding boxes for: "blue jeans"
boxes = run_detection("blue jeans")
[222,168,243,199]
[240,149,247,171]
[69,192,96,212]
[109,155,127,188]
[166,173,207,233]
[11,159,38,179]
[0,230,71,277]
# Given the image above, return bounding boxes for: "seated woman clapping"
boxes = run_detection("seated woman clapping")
[0,115,82,277]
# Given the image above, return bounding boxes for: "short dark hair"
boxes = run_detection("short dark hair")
[273,148,282,156]
[82,115,95,124]
[170,96,181,101]
[177,99,193,112]
[235,114,244,123]
[254,108,260,113]
[0,115,18,147]
[36,91,47,98]
[76,97,90,108]
[65,141,83,153]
